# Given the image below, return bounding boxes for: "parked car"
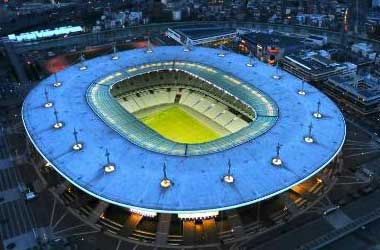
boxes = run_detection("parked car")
[24,185,38,201]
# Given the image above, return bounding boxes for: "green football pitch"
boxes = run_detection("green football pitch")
[140,105,221,144]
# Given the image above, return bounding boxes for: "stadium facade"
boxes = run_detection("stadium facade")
[22,46,346,249]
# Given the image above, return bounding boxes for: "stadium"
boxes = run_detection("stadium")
[22,46,346,249]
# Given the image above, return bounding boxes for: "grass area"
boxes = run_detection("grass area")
[140,105,221,144]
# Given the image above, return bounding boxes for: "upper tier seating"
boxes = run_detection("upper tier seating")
[117,87,249,134]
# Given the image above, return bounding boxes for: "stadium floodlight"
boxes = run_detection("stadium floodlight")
[304,122,314,143]
[44,89,53,108]
[217,44,225,57]
[130,208,157,217]
[223,159,234,183]
[246,51,254,67]
[79,53,87,71]
[104,163,115,173]
[272,62,281,80]
[72,128,83,151]
[178,211,219,220]
[111,43,119,60]
[271,143,283,166]
[104,149,116,173]
[52,106,64,129]
[298,80,306,96]
[313,100,322,119]
[53,73,62,87]
[160,162,172,188]
[146,38,153,53]
[183,41,191,52]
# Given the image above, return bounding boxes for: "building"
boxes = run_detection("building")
[239,32,305,64]
[93,10,144,31]
[351,43,378,61]
[167,25,237,45]
[281,50,357,83]
[366,9,380,39]
[7,26,83,42]
[326,74,380,115]
[295,14,333,28]
[304,34,328,47]
[22,46,345,249]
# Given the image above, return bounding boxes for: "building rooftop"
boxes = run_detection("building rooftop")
[22,46,346,214]
[284,51,349,75]
[241,32,304,49]
[169,24,236,41]
[328,74,380,101]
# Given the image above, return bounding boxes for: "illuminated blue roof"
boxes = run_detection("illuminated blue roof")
[22,46,346,213]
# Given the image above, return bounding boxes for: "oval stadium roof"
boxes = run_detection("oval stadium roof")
[22,46,346,213]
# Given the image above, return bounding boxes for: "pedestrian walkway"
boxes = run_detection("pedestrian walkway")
[0,124,10,159]
[0,166,19,192]
[0,139,38,249]
[0,159,12,170]
[0,137,8,160]
[0,122,38,249]
[0,199,35,240]
[325,209,353,229]
[299,208,380,250]
[0,188,21,204]
[2,230,38,250]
